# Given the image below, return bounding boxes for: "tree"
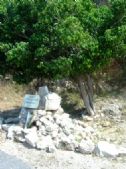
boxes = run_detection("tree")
[0,0,126,115]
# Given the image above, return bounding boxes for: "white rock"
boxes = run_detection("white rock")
[46,111,53,116]
[46,115,54,123]
[61,113,70,119]
[56,106,64,114]
[46,126,52,132]
[78,140,95,154]
[118,147,126,156]
[51,130,58,139]
[7,125,23,140]
[14,127,25,142]
[94,141,119,157]
[36,120,42,127]
[75,135,83,142]
[53,138,60,148]
[75,125,84,133]
[40,118,50,126]
[25,127,38,147]
[45,122,58,133]
[60,118,74,129]
[36,136,55,153]
[82,115,93,121]
[7,126,15,139]
[44,93,61,111]
[77,121,87,128]
[63,127,71,136]
[23,126,37,134]
[37,110,47,116]
[58,135,75,151]
[46,144,56,153]
[53,114,61,121]
[84,126,95,134]
[55,118,61,125]
[2,124,12,132]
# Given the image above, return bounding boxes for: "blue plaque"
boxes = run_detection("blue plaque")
[22,95,40,109]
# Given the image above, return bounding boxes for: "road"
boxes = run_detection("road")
[0,150,31,169]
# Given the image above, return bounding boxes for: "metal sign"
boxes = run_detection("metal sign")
[22,94,40,109]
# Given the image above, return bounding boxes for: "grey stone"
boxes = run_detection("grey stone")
[5,117,19,124]
[58,135,75,151]
[38,86,49,98]
[101,104,121,117]
[77,140,95,154]
[38,86,49,109]
[0,117,4,129]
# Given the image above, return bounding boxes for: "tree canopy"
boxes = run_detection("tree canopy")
[0,0,126,82]
[0,0,126,115]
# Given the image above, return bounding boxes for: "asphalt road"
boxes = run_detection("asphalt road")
[0,150,31,169]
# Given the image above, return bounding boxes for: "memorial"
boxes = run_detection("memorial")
[20,95,40,128]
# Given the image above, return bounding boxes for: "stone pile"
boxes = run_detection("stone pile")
[0,86,96,154]
[1,107,95,154]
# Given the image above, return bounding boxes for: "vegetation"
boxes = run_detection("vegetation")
[0,0,126,115]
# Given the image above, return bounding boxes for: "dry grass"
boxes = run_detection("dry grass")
[0,81,27,111]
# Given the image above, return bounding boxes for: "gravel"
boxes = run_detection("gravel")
[0,139,126,169]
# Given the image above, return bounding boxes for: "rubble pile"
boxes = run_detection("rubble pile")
[1,107,96,154]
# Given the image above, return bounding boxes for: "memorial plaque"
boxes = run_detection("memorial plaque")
[22,95,40,109]
[19,108,33,128]
[19,107,28,126]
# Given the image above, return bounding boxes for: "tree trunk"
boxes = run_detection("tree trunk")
[77,75,95,116]
[87,74,94,110]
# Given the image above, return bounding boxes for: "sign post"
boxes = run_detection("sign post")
[19,95,40,128]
